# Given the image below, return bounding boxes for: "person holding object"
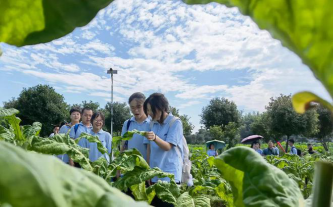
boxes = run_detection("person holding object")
[144,93,183,207]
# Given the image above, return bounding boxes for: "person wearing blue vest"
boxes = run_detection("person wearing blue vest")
[69,107,93,167]
[79,112,112,162]
[56,108,81,164]
[121,92,150,161]
[143,93,183,207]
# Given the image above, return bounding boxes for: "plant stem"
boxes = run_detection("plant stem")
[311,161,333,207]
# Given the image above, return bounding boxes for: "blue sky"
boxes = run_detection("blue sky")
[0,0,331,133]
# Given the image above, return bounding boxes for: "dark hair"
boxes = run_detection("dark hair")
[59,121,67,128]
[70,108,81,115]
[288,139,295,144]
[251,141,260,148]
[82,107,93,114]
[210,144,214,148]
[144,93,169,123]
[91,112,105,126]
[129,92,146,104]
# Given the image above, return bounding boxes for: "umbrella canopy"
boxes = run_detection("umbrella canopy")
[241,135,263,144]
[206,140,226,150]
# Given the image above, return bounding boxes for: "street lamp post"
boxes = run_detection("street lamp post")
[107,68,118,137]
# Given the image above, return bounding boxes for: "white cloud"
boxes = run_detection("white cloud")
[0,0,330,133]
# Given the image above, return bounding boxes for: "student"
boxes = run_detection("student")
[263,140,279,156]
[56,108,81,164]
[207,144,218,157]
[307,143,316,154]
[288,139,298,155]
[49,125,60,137]
[251,141,263,155]
[121,92,150,160]
[79,112,112,162]
[69,107,93,166]
[144,93,183,207]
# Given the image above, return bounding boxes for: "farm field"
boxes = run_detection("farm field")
[0,108,332,207]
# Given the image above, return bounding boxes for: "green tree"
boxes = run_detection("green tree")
[170,106,194,136]
[250,112,273,142]
[82,100,100,112]
[223,122,240,149]
[315,105,333,151]
[104,102,131,136]
[239,112,260,138]
[200,97,241,130]
[266,94,319,151]
[209,125,224,141]
[3,85,68,136]
[186,128,212,144]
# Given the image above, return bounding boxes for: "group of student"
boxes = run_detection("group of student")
[251,138,316,156]
[50,92,183,207]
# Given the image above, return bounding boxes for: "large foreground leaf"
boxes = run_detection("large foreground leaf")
[214,146,304,207]
[0,0,114,46]
[0,141,149,207]
[184,0,333,98]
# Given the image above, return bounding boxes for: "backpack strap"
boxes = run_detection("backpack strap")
[74,124,79,136]
[126,119,131,131]
[124,119,131,149]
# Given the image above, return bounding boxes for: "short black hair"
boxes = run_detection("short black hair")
[70,108,81,115]
[144,93,169,123]
[91,112,105,126]
[251,141,260,148]
[288,138,295,144]
[129,92,146,104]
[82,107,93,114]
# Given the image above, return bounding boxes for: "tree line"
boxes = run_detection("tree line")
[187,95,332,151]
[2,85,332,150]
[2,85,194,137]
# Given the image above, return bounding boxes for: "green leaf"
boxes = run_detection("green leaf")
[184,0,333,98]
[0,125,15,142]
[0,141,149,207]
[176,192,211,207]
[292,91,333,113]
[207,156,215,168]
[147,181,180,205]
[0,108,19,117]
[95,193,149,207]
[0,0,115,46]
[122,129,147,139]
[4,115,24,142]
[22,122,42,139]
[113,167,176,192]
[76,132,108,155]
[214,146,305,207]
[130,182,148,201]
[29,134,93,171]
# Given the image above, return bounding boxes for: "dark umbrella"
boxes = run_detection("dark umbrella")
[206,140,226,150]
[241,135,263,144]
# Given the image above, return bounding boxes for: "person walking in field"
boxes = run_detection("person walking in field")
[121,92,150,161]
[144,93,183,207]
[69,107,93,166]
[79,112,112,162]
[56,108,81,163]
[263,140,279,156]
